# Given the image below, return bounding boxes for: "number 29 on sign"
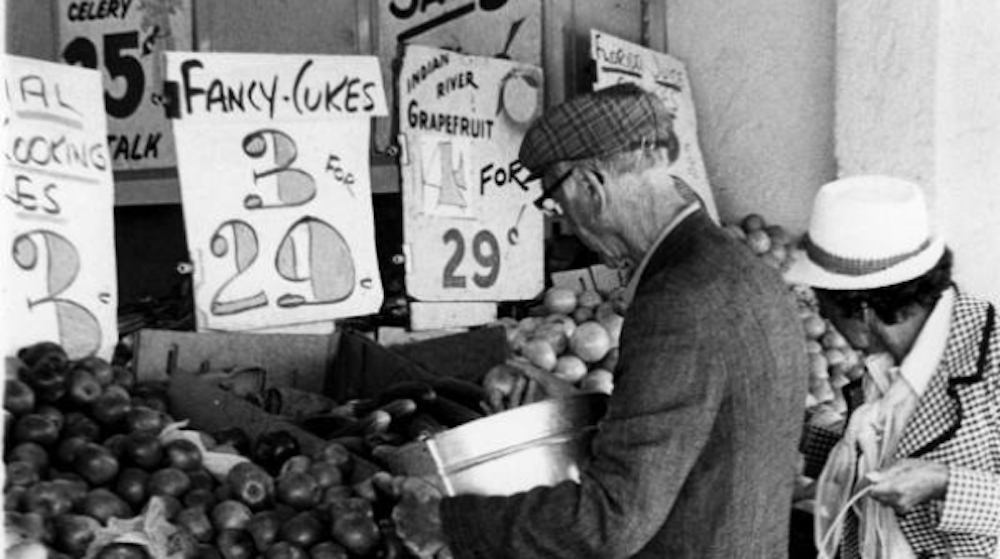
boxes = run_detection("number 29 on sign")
[442,228,500,289]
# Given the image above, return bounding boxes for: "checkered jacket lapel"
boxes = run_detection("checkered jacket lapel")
[894,291,991,460]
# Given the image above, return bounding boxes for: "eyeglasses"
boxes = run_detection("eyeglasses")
[532,168,573,217]
[531,137,678,218]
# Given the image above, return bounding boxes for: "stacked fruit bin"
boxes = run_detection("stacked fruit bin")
[3,341,416,559]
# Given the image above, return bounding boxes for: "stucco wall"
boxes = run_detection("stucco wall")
[838,0,1000,301]
[666,0,837,233]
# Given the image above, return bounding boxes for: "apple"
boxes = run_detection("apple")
[211,500,253,531]
[176,506,215,543]
[53,514,101,556]
[115,467,150,508]
[148,467,192,499]
[82,488,133,524]
[72,355,115,386]
[67,367,103,406]
[277,471,321,510]
[280,511,326,549]
[226,462,275,510]
[5,379,35,416]
[165,439,203,471]
[247,510,282,552]
[73,443,120,486]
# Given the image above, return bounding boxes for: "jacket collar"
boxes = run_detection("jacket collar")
[894,290,994,459]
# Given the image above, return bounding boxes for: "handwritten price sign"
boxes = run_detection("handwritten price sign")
[57,0,192,172]
[2,55,118,360]
[165,52,388,332]
[374,0,541,152]
[590,30,719,221]
[399,45,544,302]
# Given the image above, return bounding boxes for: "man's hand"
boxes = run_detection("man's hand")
[865,459,949,515]
[388,476,451,559]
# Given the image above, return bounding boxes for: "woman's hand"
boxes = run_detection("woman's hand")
[865,459,949,515]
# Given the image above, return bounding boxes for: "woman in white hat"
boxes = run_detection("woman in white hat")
[789,175,1000,558]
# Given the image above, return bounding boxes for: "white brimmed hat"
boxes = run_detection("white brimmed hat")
[784,175,945,290]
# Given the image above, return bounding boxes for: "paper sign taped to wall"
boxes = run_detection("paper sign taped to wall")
[591,30,719,221]
[375,0,542,153]
[2,55,119,360]
[165,52,387,332]
[398,45,544,302]
[56,0,193,173]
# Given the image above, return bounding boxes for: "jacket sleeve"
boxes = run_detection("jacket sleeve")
[440,295,728,559]
[936,466,1000,536]
[800,422,844,479]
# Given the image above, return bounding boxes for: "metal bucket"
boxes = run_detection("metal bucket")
[387,393,607,496]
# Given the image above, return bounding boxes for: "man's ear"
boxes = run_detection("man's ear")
[579,167,608,214]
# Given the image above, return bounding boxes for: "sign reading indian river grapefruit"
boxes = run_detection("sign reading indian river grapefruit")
[399,44,544,302]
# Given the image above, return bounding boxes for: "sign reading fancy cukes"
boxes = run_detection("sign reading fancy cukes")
[164,52,388,332]
[399,45,544,303]
[2,55,119,360]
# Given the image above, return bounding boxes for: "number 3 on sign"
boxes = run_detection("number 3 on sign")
[442,228,500,289]
[11,230,103,357]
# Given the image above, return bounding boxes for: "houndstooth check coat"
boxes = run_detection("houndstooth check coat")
[803,290,1000,558]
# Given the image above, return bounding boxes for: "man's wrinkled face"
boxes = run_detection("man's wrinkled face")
[551,166,624,268]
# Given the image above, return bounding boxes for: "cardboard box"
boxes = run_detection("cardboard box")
[134,328,339,456]
[133,326,509,454]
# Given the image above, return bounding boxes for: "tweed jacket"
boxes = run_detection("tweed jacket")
[441,210,810,558]
[802,290,1000,558]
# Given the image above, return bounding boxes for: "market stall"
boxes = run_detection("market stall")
[4,2,854,558]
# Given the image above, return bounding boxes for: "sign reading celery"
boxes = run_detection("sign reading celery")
[57,0,192,173]
[165,52,387,331]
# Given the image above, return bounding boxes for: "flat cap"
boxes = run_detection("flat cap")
[519,82,676,180]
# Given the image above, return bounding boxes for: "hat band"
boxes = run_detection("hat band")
[803,235,932,277]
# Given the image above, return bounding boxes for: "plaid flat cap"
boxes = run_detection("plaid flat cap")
[519,82,676,180]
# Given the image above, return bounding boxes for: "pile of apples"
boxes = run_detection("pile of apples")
[494,286,627,399]
[721,213,794,272]
[723,213,863,415]
[4,341,412,559]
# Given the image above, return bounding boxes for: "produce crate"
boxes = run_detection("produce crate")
[133,326,509,454]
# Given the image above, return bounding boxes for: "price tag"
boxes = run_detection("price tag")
[165,52,388,332]
[57,0,193,172]
[399,45,544,302]
[374,0,541,152]
[2,55,118,360]
[590,30,719,221]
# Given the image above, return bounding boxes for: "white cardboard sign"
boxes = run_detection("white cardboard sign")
[2,55,119,360]
[374,0,542,152]
[399,45,544,302]
[165,52,388,332]
[56,0,192,173]
[591,30,719,221]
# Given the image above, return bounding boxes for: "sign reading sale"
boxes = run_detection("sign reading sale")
[165,52,387,332]
[2,55,119,360]
[399,45,544,302]
[57,0,192,173]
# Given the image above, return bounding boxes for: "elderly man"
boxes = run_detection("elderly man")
[791,175,1000,558]
[390,83,809,558]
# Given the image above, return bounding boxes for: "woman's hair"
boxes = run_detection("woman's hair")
[814,248,954,325]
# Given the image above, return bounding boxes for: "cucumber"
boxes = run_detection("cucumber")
[428,377,488,411]
[421,395,484,428]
